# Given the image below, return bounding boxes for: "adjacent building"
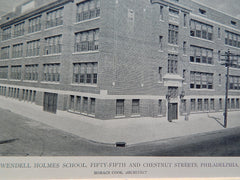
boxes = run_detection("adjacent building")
[0,0,240,120]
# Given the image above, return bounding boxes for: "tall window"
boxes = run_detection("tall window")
[219,98,222,110]
[24,64,38,81]
[183,13,187,27]
[90,98,96,115]
[76,0,100,22]
[210,99,215,110]
[73,62,98,84]
[197,99,203,111]
[1,27,11,41]
[10,65,21,80]
[12,43,23,58]
[43,63,60,82]
[190,20,213,41]
[75,29,99,52]
[168,24,178,45]
[183,69,186,82]
[26,39,40,57]
[83,97,88,113]
[159,36,163,50]
[44,35,62,55]
[46,8,63,29]
[158,67,162,82]
[132,99,140,115]
[225,30,240,48]
[28,16,41,33]
[218,74,221,85]
[69,95,75,111]
[191,99,196,112]
[236,99,240,109]
[116,99,124,116]
[76,96,81,112]
[158,99,162,115]
[0,66,8,79]
[14,22,25,37]
[183,41,186,54]
[204,99,209,111]
[181,99,186,113]
[160,6,163,20]
[190,46,213,64]
[190,71,213,89]
[168,54,178,74]
[1,46,10,59]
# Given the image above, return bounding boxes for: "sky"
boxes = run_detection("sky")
[0,0,240,19]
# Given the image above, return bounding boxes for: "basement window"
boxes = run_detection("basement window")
[231,21,237,26]
[199,9,206,15]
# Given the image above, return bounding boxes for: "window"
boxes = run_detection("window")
[168,24,178,45]
[12,43,23,58]
[231,99,235,109]
[76,96,81,112]
[69,95,75,111]
[236,99,240,109]
[158,99,162,115]
[159,36,163,50]
[14,22,25,37]
[83,97,88,113]
[75,29,99,52]
[225,31,240,48]
[132,99,140,115]
[10,65,21,80]
[190,71,213,89]
[199,9,206,15]
[168,54,178,74]
[190,46,213,64]
[183,41,186,54]
[169,8,179,16]
[43,63,60,82]
[76,0,100,22]
[219,98,222,110]
[210,99,215,110]
[168,87,178,98]
[28,16,41,33]
[90,98,95,115]
[1,27,11,41]
[204,99,209,111]
[183,14,187,27]
[0,66,8,79]
[73,62,98,84]
[46,8,63,29]
[24,64,38,81]
[1,46,10,59]
[219,74,221,85]
[190,20,213,41]
[116,99,124,116]
[218,28,221,38]
[229,76,240,90]
[231,21,236,26]
[26,39,40,57]
[160,6,163,20]
[191,99,196,112]
[181,99,186,113]
[44,35,62,55]
[158,67,162,82]
[197,99,203,111]
[183,69,186,82]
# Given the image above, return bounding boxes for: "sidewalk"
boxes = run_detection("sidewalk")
[0,96,240,145]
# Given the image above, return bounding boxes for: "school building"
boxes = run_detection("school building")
[0,0,240,120]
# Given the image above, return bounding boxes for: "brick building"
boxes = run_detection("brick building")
[0,0,240,120]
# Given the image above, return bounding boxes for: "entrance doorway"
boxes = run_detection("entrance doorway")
[168,103,178,121]
[43,92,58,113]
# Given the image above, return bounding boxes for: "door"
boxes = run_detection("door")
[43,92,58,113]
[168,103,178,121]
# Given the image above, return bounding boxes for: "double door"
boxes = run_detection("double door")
[168,103,178,121]
[43,92,58,114]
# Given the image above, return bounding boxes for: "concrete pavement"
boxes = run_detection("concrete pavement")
[0,96,240,145]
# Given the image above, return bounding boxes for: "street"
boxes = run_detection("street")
[0,107,240,156]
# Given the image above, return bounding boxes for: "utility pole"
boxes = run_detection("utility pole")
[221,49,240,128]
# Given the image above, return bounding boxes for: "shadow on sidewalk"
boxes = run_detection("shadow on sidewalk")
[207,113,225,127]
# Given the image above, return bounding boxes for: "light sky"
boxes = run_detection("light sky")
[0,0,240,19]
